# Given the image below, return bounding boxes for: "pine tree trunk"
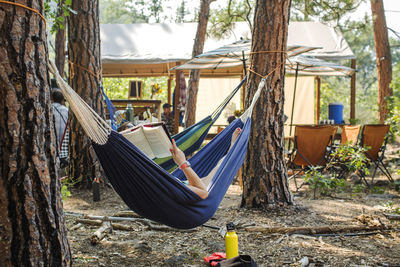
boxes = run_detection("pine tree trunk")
[184,0,214,128]
[68,0,105,186]
[55,0,66,78]
[241,0,293,208]
[371,0,392,123]
[0,1,71,265]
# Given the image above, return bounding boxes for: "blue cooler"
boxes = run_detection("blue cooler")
[328,103,344,124]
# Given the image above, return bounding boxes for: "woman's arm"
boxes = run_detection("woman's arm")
[170,139,208,199]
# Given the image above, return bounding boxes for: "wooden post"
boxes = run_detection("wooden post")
[241,74,246,110]
[315,76,321,123]
[174,66,181,134]
[167,75,172,105]
[350,59,356,120]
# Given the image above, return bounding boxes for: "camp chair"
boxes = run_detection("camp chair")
[340,125,361,145]
[326,125,361,179]
[287,125,337,190]
[358,124,393,184]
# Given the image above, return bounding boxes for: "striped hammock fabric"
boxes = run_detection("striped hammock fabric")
[49,61,265,228]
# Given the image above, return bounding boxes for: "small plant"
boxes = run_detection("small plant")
[304,167,346,198]
[370,186,385,194]
[328,143,371,179]
[61,178,77,200]
[61,184,71,200]
[349,118,361,125]
[351,184,367,193]
[384,201,400,215]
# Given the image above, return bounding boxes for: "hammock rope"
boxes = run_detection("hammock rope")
[49,61,111,144]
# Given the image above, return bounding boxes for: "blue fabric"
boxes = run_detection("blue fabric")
[100,78,246,171]
[92,118,249,229]
[101,85,118,131]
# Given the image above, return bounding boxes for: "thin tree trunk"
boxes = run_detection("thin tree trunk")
[55,0,66,78]
[241,0,293,208]
[184,0,215,128]
[68,0,105,186]
[371,0,392,123]
[0,1,71,265]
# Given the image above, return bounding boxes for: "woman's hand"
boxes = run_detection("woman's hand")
[170,139,186,166]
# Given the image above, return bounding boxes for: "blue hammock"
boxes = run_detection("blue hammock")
[92,118,248,229]
[103,78,246,171]
[49,61,265,229]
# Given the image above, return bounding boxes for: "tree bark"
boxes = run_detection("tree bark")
[0,1,71,265]
[68,0,105,186]
[55,0,66,78]
[241,0,293,208]
[371,0,392,123]
[184,0,215,128]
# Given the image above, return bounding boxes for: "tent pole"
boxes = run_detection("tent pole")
[350,59,356,120]
[241,50,247,110]
[174,65,182,134]
[242,50,247,73]
[315,76,321,123]
[289,63,299,137]
[167,75,172,105]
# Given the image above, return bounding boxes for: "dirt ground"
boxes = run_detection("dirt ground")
[63,173,400,267]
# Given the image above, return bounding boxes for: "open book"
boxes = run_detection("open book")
[120,122,173,159]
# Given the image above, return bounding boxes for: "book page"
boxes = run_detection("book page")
[143,126,172,158]
[123,128,155,159]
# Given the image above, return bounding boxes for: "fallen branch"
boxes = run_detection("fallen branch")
[90,221,112,245]
[75,219,135,231]
[383,213,400,221]
[66,211,149,223]
[312,230,388,237]
[76,218,103,226]
[245,224,390,235]
[69,223,83,231]
[73,214,195,232]
[113,211,142,218]
[136,219,196,232]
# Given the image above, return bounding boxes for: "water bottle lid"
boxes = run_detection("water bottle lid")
[226,222,235,231]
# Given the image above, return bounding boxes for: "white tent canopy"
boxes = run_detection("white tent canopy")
[288,21,355,60]
[100,23,251,65]
[100,21,355,77]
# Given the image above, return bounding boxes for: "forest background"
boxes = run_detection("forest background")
[47,0,400,125]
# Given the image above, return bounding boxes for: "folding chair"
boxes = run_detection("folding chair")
[358,124,393,184]
[340,125,361,145]
[327,125,361,179]
[287,125,337,190]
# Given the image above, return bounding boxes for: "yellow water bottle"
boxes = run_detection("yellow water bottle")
[225,222,239,259]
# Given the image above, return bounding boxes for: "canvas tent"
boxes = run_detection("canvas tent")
[100,21,356,129]
[101,23,251,77]
[101,21,355,77]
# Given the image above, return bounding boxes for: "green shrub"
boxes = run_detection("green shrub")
[328,144,370,177]
[370,186,385,194]
[304,167,346,198]
[351,184,367,193]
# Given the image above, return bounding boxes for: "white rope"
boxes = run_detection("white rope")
[240,78,266,122]
[48,61,111,145]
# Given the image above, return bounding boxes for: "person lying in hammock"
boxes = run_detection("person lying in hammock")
[170,127,242,199]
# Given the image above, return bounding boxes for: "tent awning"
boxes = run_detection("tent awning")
[172,52,355,77]
[101,21,355,77]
